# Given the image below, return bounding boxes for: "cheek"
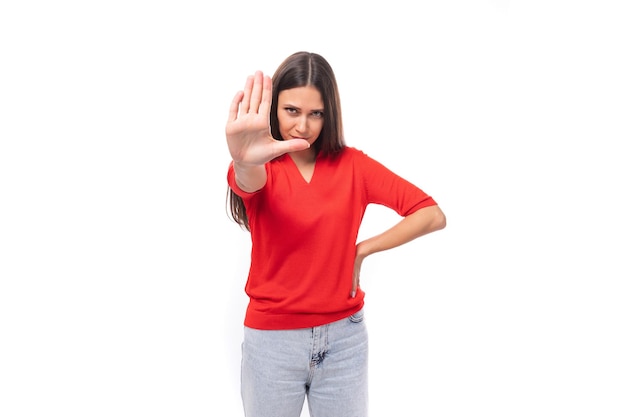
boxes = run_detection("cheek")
[275,115,287,137]
[277,114,291,130]
[313,120,324,135]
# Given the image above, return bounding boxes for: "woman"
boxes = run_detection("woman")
[226,51,446,417]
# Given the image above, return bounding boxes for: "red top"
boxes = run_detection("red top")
[227,147,437,330]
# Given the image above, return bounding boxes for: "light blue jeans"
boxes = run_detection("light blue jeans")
[241,308,368,417]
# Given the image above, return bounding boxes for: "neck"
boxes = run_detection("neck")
[289,147,317,164]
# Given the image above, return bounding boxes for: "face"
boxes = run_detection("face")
[276,86,324,147]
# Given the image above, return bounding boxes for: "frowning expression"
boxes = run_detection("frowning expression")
[276,86,324,146]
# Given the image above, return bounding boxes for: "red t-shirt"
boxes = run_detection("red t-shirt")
[227,147,436,330]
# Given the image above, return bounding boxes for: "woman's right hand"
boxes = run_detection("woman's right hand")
[226,71,310,167]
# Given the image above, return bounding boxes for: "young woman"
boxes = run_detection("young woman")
[226,51,446,417]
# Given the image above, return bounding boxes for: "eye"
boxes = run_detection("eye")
[284,107,298,114]
[311,111,324,119]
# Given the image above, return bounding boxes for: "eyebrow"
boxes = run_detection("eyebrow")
[283,103,324,112]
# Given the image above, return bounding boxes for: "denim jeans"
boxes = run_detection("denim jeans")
[241,308,368,417]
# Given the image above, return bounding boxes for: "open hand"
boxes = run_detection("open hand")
[226,71,310,166]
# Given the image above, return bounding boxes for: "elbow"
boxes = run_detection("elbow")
[431,205,447,232]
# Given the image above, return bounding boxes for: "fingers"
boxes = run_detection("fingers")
[258,74,273,116]
[227,91,244,123]
[239,74,255,114]
[351,261,361,299]
[227,71,270,125]
[248,71,265,114]
[350,276,359,299]
[350,251,367,298]
[237,71,271,118]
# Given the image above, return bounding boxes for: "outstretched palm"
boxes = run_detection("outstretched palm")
[226,71,309,166]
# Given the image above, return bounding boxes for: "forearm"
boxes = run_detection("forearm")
[233,161,267,193]
[357,205,446,259]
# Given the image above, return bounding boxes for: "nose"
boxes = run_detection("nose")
[295,115,308,135]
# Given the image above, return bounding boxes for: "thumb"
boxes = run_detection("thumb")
[351,264,361,299]
[271,138,310,158]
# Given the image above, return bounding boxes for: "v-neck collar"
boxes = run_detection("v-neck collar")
[286,153,317,184]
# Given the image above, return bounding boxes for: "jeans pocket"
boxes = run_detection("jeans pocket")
[349,309,364,323]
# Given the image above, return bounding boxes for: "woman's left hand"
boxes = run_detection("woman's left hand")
[351,247,365,298]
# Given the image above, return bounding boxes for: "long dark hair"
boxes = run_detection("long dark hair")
[227,51,346,231]
[226,51,346,231]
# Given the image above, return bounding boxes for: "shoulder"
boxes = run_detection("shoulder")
[341,146,363,156]
[331,146,370,162]
[338,146,381,167]
[317,146,381,169]
[317,146,366,168]
[317,147,386,177]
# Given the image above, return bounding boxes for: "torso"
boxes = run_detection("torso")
[227,146,436,329]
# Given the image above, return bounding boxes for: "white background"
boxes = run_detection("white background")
[1,1,625,416]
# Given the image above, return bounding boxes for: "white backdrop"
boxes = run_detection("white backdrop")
[1,1,625,416]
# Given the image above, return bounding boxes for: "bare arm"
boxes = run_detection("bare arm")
[351,205,446,296]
